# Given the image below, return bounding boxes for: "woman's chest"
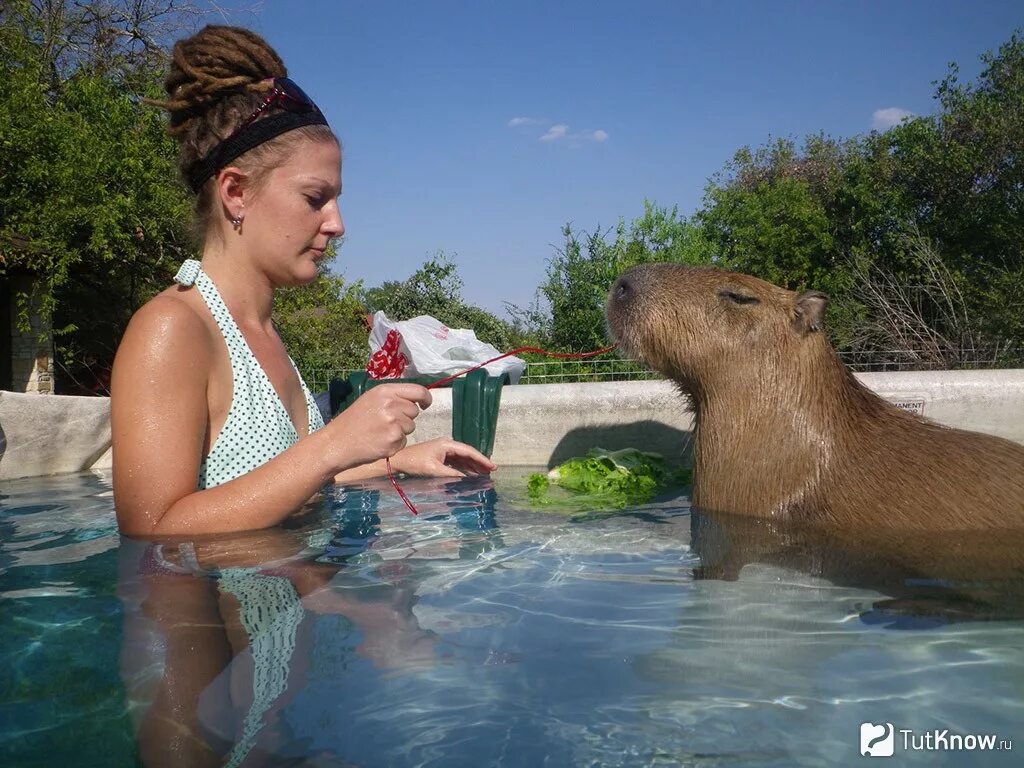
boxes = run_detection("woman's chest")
[206,323,310,438]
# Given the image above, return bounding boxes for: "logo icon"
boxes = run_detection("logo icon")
[861,722,895,757]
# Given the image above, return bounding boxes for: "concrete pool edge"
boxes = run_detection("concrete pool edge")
[2,368,1024,480]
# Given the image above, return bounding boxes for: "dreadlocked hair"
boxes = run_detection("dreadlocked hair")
[147,25,336,241]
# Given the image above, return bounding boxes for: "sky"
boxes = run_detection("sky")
[211,0,1023,319]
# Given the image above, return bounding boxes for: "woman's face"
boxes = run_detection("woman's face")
[243,138,344,285]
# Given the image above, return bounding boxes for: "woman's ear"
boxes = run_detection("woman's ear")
[215,166,248,223]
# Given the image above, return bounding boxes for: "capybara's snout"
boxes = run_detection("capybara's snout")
[606,272,633,338]
[606,264,661,346]
[610,271,635,306]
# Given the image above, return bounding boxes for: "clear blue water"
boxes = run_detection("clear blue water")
[1,469,1021,767]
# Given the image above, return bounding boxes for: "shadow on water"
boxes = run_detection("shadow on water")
[690,508,1024,626]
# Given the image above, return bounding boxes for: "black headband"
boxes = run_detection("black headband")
[185,109,330,193]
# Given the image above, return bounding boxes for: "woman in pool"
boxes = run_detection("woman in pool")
[111,25,495,537]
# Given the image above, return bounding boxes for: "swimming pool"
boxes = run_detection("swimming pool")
[1,469,1020,767]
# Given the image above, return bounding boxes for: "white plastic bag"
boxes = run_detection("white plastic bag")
[366,311,525,384]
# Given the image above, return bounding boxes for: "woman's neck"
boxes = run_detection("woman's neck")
[199,243,275,329]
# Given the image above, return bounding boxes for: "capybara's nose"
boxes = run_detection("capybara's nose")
[612,275,633,305]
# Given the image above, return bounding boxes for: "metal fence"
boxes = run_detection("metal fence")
[836,347,1024,373]
[302,346,1023,392]
[517,358,663,384]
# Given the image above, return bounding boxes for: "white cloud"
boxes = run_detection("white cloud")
[509,119,609,144]
[871,107,914,131]
[539,123,570,142]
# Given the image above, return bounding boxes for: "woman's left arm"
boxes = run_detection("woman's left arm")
[332,437,496,483]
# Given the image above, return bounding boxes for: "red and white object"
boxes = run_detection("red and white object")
[366,311,525,383]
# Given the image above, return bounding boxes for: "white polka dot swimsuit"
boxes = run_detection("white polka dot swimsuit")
[174,259,325,489]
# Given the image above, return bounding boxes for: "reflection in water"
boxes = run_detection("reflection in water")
[621,510,1024,765]
[690,509,1024,625]
[117,477,500,768]
[4,470,1023,767]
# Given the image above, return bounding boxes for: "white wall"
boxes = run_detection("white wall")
[409,369,1024,467]
[2,369,1023,480]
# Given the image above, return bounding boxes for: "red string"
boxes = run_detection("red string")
[385,456,419,512]
[425,344,617,390]
[386,344,617,515]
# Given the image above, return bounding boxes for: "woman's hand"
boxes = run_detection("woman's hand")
[326,383,433,469]
[389,437,497,478]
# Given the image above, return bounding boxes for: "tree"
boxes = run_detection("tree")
[874,34,1024,343]
[695,32,1024,361]
[846,228,1015,369]
[623,200,713,267]
[0,0,201,392]
[539,224,618,352]
[698,136,848,292]
[272,252,370,389]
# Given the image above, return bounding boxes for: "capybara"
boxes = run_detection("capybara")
[606,264,1024,530]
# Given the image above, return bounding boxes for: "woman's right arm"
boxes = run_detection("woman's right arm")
[111,298,430,537]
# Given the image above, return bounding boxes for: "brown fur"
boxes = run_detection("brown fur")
[606,263,1024,531]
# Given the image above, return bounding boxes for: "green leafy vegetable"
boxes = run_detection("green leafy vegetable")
[526,448,691,512]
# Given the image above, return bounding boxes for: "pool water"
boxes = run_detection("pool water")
[1,469,1021,767]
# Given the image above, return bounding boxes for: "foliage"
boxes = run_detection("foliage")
[0,0,197,393]
[698,135,845,290]
[846,228,1019,369]
[273,252,370,381]
[5,5,1023,389]
[524,34,1024,367]
[539,225,618,353]
[1,1,528,393]
[693,33,1024,360]
[527,202,713,355]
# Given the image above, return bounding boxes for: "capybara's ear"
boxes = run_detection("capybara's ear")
[792,291,828,334]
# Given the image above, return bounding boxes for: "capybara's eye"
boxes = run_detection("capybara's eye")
[718,289,760,306]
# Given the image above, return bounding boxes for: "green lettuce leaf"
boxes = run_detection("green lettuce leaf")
[526,448,691,512]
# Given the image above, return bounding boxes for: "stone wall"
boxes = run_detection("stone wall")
[9,274,54,394]
[0,391,110,479]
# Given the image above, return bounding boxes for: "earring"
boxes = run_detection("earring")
[231,213,244,231]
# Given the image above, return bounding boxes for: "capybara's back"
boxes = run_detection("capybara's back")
[606,263,1024,530]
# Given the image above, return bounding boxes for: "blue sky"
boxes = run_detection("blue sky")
[217,1,1022,319]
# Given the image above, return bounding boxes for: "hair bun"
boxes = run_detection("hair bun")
[152,25,287,127]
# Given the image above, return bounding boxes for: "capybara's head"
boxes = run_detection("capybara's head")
[606,264,828,391]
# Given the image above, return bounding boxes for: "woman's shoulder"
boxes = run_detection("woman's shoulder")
[118,285,216,365]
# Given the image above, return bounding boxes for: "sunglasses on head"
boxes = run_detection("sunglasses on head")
[228,77,322,139]
[186,76,329,192]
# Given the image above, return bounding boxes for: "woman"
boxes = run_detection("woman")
[111,25,495,537]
